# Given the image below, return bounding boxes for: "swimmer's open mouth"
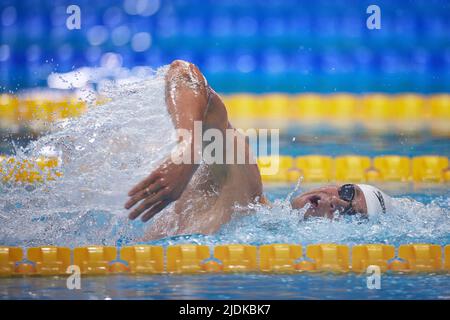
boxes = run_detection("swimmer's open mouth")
[308,195,320,208]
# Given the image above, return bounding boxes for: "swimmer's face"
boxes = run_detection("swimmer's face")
[291,184,368,219]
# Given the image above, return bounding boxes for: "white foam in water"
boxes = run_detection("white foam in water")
[210,194,450,246]
[1,64,449,247]
[1,65,179,246]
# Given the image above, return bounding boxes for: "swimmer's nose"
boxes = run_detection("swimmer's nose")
[330,196,350,212]
[304,195,334,219]
[315,196,339,216]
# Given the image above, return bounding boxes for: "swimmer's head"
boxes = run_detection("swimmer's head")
[291,184,392,219]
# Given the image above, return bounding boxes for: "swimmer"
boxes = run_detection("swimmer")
[124,60,393,240]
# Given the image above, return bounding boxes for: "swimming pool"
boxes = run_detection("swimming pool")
[2,272,450,300]
[1,131,449,300]
[1,0,449,303]
[0,82,449,301]
[1,129,449,245]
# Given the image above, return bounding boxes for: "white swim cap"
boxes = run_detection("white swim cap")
[357,184,393,218]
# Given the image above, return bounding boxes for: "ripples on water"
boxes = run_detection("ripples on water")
[1,65,449,247]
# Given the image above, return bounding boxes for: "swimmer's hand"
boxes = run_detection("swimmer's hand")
[125,159,197,222]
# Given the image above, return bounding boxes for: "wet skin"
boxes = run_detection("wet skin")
[123,60,366,239]
[291,185,368,219]
[124,60,262,238]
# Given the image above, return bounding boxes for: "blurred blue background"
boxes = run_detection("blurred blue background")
[0,0,449,93]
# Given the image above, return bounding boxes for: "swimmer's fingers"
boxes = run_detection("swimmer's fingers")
[128,171,159,197]
[124,180,163,209]
[141,200,171,222]
[128,188,168,220]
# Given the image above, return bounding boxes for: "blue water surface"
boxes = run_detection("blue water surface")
[1,273,450,300]
[1,133,449,300]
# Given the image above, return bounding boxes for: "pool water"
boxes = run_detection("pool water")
[0,75,449,299]
[2,130,449,247]
[1,184,449,300]
[2,272,450,300]
[1,134,449,299]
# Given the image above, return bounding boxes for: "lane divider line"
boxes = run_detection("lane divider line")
[1,244,449,276]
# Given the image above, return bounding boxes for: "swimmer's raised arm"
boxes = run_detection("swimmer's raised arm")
[125,60,229,222]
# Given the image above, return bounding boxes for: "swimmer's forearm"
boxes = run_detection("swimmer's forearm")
[126,60,224,221]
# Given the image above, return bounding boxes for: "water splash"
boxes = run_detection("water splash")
[1,65,177,246]
[1,64,449,247]
[150,192,450,247]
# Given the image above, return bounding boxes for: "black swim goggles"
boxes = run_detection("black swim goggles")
[337,184,357,215]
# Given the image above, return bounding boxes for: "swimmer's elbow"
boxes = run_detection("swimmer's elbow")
[167,60,207,92]
[166,59,209,110]
[169,59,192,71]
[165,60,229,132]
